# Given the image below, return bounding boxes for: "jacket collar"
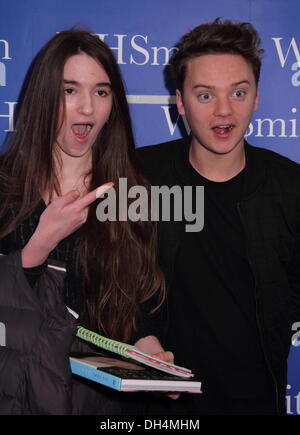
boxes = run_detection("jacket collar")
[173,136,267,200]
[243,141,267,200]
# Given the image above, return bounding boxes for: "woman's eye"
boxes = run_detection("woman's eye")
[97,88,111,97]
[64,88,74,95]
[97,90,107,97]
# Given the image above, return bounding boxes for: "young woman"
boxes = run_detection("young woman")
[0,29,169,415]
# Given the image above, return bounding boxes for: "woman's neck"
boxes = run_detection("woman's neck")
[44,148,92,203]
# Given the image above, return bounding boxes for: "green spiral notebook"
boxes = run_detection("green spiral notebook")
[76,326,194,378]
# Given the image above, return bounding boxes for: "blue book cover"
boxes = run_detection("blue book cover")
[70,356,122,390]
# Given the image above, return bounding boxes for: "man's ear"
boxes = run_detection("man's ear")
[254,85,259,112]
[176,89,185,116]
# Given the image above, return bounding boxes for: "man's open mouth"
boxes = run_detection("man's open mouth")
[212,125,234,134]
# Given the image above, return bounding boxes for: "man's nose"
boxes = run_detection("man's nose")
[214,97,233,117]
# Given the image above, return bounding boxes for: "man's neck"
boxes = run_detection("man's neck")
[189,140,246,182]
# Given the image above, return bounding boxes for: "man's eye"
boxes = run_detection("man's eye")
[199,93,211,101]
[233,90,246,98]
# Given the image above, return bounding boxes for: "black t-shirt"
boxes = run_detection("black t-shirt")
[164,161,276,414]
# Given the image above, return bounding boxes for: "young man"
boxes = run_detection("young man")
[137,18,300,415]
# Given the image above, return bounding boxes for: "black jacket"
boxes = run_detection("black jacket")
[0,250,124,415]
[137,137,300,414]
[0,198,161,415]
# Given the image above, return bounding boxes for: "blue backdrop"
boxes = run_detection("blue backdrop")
[1,0,300,414]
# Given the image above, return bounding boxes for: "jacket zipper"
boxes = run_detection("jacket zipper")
[237,201,280,415]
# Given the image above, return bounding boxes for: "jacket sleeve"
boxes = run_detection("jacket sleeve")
[0,250,77,415]
[287,191,300,330]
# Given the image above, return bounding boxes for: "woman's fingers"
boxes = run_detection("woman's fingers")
[96,182,114,198]
[76,182,114,209]
[63,189,81,204]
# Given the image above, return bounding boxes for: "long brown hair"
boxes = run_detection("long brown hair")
[0,29,165,342]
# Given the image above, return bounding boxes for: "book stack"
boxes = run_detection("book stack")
[70,326,202,393]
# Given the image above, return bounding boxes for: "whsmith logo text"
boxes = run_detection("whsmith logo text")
[96,33,177,66]
[273,37,300,86]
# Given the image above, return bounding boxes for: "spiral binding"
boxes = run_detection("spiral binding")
[76,326,131,358]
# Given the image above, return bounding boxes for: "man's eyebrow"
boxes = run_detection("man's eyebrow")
[193,80,252,90]
[193,84,213,90]
[63,80,111,87]
[232,80,251,87]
